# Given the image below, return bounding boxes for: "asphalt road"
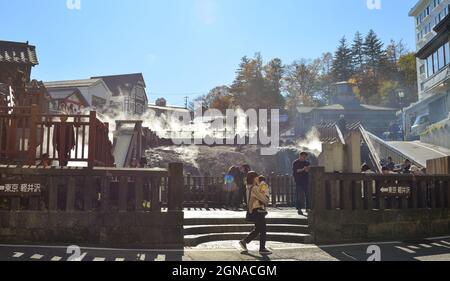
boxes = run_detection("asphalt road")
[1,236,450,261]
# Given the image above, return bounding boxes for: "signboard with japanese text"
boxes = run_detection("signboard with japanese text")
[379,186,411,198]
[0,182,43,196]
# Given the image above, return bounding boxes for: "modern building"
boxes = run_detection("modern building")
[295,82,397,137]
[92,73,148,116]
[406,0,450,139]
[44,78,112,111]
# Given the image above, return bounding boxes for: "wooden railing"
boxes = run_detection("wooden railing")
[0,163,184,212]
[0,105,114,167]
[182,174,298,208]
[310,167,450,212]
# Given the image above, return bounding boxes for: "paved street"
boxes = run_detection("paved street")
[1,236,450,261]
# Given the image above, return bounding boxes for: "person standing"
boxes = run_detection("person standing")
[337,115,347,136]
[292,152,311,216]
[386,157,396,171]
[239,171,272,255]
[402,159,412,174]
[238,164,251,207]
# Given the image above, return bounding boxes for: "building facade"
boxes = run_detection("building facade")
[295,82,397,138]
[44,79,112,111]
[92,73,148,116]
[406,0,450,139]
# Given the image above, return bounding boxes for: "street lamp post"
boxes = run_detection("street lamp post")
[398,91,405,141]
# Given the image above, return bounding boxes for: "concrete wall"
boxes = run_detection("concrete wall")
[0,211,184,249]
[310,209,450,244]
[421,118,450,149]
[318,142,345,173]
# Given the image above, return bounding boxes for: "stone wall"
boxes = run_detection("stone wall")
[0,211,184,249]
[420,118,450,149]
[310,209,450,244]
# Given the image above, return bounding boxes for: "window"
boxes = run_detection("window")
[427,56,433,77]
[434,51,439,72]
[438,46,445,70]
[434,0,441,9]
[445,42,450,65]
[420,64,426,74]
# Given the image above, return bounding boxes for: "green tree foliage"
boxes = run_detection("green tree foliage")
[230,53,285,110]
[332,37,353,82]
[196,31,418,113]
[284,58,321,111]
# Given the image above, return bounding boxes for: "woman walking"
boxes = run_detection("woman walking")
[239,171,272,255]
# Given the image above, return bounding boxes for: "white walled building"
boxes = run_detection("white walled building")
[44,78,112,110]
[405,0,450,139]
[92,73,148,116]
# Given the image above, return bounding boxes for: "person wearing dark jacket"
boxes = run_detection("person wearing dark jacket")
[53,115,75,167]
[292,152,311,216]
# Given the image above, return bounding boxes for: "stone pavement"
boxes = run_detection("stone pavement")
[183,207,306,219]
[184,241,338,261]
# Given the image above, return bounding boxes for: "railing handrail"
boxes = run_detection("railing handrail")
[0,165,168,177]
[359,126,383,173]
[364,129,424,169]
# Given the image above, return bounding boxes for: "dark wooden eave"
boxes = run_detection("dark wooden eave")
[416,13,450,59]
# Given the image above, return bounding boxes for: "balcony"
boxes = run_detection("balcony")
[422,64,450,94]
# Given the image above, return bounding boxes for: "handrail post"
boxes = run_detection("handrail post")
[28,104,38,165]
[87,111,97,168]
[168,163,184,211]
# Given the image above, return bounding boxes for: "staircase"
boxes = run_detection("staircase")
[184,216,312,247]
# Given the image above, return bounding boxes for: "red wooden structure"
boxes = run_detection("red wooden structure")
[0,105,114,167]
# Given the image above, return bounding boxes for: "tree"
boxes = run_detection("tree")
[332,37,353,82]
[316,52,335,105]
[351,31,365,73]
[363,30,387,78]
[263,58,286,109]
[398,53,418,105]
[230,53,266,109]
[284,58,321,110]
[190,86,231,111]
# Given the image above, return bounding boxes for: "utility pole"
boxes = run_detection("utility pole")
[184,96,189,109]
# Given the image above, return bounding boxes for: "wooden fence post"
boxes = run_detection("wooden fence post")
[48,177,58,211]
[134,177,144,211]
[151,177,161,212]
[87,111,97,168]
[66,177,76,211]
[118,176,128,212]
[271,173,277,207]
[168,163,184,211]
[28,104,38,165]
[310,167,326,211]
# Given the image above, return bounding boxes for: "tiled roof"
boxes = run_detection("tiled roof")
[47,88,89,105]
[148,104,189,113]
[44,79,101,88]
[91,73,146,97]
[0,40,38,65]
[314,103,395,111]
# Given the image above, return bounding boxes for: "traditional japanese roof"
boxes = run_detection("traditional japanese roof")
[0,40,38,66]
[314,103,395,112]
[44,79,102,89]
[47,88,89,106]
[91,73,146,97]
[148,104,190,113]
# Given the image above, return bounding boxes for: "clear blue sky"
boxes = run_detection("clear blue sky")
[2,0,417,106]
